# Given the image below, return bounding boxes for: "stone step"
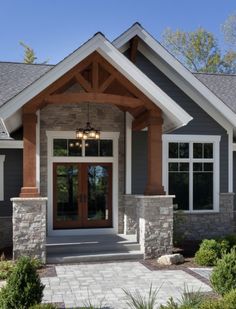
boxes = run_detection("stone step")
[47,251,144,264]
[46,234,141,263]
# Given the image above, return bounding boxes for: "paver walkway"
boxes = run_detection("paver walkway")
[42,261,212,308]
[189,268,212,280]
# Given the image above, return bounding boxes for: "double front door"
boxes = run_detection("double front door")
[53,163,112,229]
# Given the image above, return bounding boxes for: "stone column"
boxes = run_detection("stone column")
[123,195,138,235]
[137,195,174,259]
[11,197,47,263]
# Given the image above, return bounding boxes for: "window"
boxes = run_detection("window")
[53,139,113,157]
[0,155,5,201]
[163,135,220,212]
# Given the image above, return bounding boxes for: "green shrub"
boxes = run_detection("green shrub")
[199,298,223,309]
[221,288,236,308]
[195,239,222,266]
[0,260,15,280]
[0,256,44,309]
[29,304,58,309]
[224,234,236,248]
[210,249,236,295]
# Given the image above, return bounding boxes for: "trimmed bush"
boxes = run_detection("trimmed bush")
[195,239,222,266]
[210,249,236,295]
[199,298,223,309]
[0,256,44,309]
[0,260,15,280]
[30,304,58,309]
[221,289,236,308]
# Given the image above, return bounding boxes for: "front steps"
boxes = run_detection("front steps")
[46,234,143,263]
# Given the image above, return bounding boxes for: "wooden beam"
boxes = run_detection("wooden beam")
[145,112,165,195]
[130,36,139,63]
[99,75,115,92]
[132,111,150,131]
[75,72,93,92]
[45,93,143,108]
[132,109,162,131]
[20,113,39,197]
[92,61,99,91]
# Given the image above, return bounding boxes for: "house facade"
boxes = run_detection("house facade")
[0,23,235,262]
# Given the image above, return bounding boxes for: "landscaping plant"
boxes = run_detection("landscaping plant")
[29,305,58,309]
[210,249,236,295]
[123,284,160,309]
[0,260,15,280]
[194,239,224,266]
[0,256,44,309]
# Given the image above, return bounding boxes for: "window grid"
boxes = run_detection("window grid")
[168,142,215,212]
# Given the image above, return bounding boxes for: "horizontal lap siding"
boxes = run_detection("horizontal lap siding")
[0,149,23,216]
[131,52,228,193]
[132,131,147,194]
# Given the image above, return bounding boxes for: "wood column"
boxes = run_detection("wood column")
[20,113,39,197]
[145,112,165,195]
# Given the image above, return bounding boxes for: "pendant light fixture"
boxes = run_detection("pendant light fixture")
[76,104,100,140]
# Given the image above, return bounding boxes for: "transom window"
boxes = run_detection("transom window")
[163,135,220,212]
[53,139,113,157]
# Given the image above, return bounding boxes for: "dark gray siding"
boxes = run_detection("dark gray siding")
[234,152,236,210]
[132,131,147,194]
[131,52,228,193]
[0,149,23,216]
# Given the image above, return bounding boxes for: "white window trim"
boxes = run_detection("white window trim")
[46,130,120,236]
[162,134,221,213]
[0,155,5,201]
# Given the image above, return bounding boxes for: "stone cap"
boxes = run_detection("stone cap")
[124,194,175,199]
[11,197,48,202]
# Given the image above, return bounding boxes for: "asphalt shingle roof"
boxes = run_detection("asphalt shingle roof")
[0,61,235,115]
[0,62,53,107]
[194,72,236,113]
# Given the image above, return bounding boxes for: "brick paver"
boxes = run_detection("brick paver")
[42,261,212,308]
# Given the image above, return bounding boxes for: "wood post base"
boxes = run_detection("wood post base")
[145,185,165,196]
[20,187,40,198]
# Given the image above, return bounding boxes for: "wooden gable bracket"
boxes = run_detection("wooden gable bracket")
[132,109,162,131]
[130,36,139,63]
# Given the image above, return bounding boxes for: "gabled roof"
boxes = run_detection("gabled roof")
[113,23,236,129]
[0,32,192,132]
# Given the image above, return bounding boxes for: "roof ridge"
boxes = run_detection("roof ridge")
[0,61,54,66]
[194,72,236,77]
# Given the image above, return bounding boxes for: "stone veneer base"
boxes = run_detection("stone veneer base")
[11,197,47,263]
[124,195,174,259]
[174,193,235,240]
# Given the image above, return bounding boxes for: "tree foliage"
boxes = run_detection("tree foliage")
[162,27,236,73]
[222,13,236,46]
[19,41,37,64]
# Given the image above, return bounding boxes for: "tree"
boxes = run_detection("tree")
[162,27,236,73]
[222,13,236,47]
[19,41,37,64]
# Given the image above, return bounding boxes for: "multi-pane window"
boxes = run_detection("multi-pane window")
[53,139,113,157]
[167,140,217,211]
[0,155,5,201]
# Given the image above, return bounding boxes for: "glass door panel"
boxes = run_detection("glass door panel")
[53,163,80,228]
[84,163,112,227]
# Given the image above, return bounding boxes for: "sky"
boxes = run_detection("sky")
[0,0,235,64]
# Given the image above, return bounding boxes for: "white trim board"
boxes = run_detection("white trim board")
[162,134,221,213]
[0,141,23,149]
[46,130,120,236]
[113,23,236,131]
[0,155,5,201]
[0,33,192,132]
